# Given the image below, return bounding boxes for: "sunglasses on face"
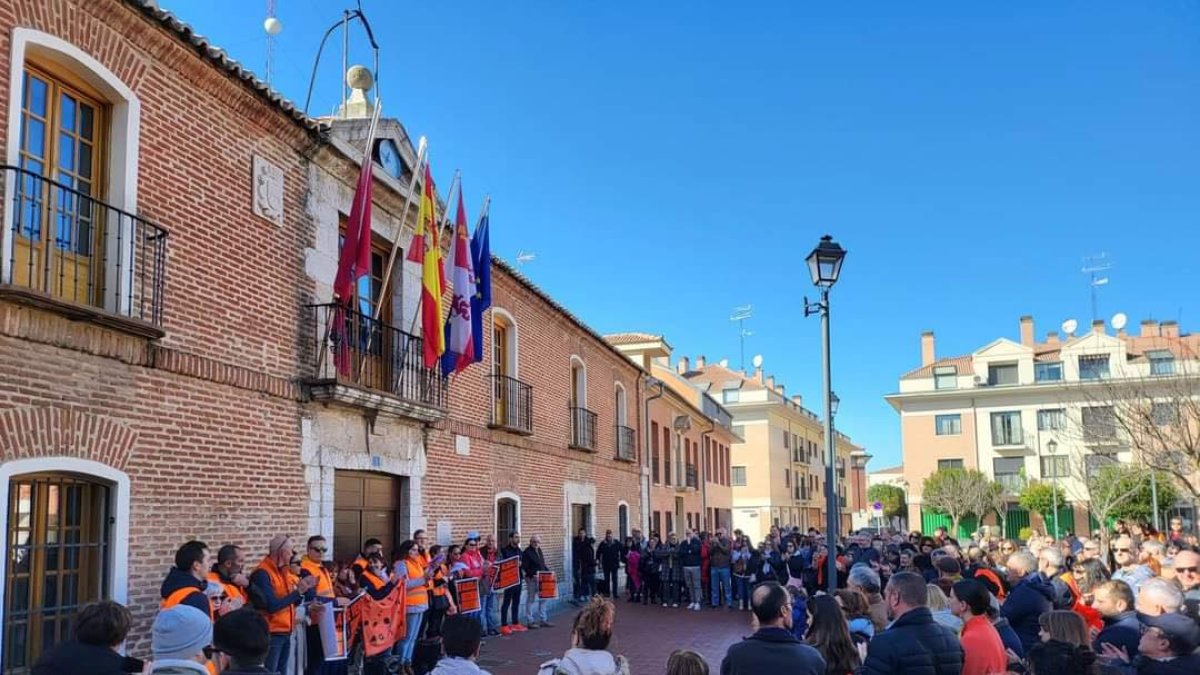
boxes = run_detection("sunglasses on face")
[1176,566,1198,574]
[310,547,327,553]
[1114,548,1131,553]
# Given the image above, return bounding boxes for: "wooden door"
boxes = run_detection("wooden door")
[333,471,400,562]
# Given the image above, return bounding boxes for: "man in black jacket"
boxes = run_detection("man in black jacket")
[861,571,963,675]
[521,534,553,628]
[596,529,622,599]
[1093,579,1141,661]
[720,581,825,675]
[572,528,596,603]
[1001,550,1055,652]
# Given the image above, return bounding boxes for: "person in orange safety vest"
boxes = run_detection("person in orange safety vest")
[207,544,249,619]
[161,540,214,620]
[299,535,350,675]
[250,534,316,675]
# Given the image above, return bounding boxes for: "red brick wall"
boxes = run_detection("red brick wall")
[0,0,319,377]
[0,0,317,656]
[424,266,643,577]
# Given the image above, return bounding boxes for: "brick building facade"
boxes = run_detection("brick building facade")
[0,0,319,667]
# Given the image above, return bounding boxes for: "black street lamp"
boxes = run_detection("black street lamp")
[804,234,846,593]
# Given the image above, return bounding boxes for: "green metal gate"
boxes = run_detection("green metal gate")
[921,509,978,539]
[1005,506,1030,540]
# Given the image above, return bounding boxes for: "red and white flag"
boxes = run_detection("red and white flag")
[440,188,476,375]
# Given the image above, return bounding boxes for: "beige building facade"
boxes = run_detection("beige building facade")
[888,315,1200,538]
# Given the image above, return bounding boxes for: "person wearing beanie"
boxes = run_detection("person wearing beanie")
[150,605,213,675]
[934,555,962,582]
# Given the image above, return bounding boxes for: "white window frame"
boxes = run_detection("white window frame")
[494,491,522,541]
[614,382,627,426]
[569,355,587,408]
[3,29,142,313]
[934,414,962,436]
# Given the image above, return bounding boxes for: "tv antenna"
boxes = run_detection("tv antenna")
[1082,253,1112,322]
[515,250,536,267]
[263,0,282,85]
[730,304,753,371]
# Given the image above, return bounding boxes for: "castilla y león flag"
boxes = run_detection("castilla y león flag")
[440,188,476,375]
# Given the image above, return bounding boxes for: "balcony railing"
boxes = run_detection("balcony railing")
[615,425,636,461]
[686,464,699,489]
[2,165,168,326]
[491,374,533,434]
[303,303,445,412]
[570,406,597,450]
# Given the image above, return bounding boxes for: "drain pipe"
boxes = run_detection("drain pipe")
[643,376,665,533]
[701,418,715,530]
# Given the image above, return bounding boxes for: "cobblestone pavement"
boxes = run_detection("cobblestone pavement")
[476,598,753,674]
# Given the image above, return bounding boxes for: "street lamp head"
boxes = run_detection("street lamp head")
[806,234,846,289]
[830,391,840,416]
[1047,440,1058,454]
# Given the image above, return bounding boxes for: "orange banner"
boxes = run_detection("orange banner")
[496,556,521,590]
[347,584,407,658]
[455,578,480,613]
[537,571,557,599]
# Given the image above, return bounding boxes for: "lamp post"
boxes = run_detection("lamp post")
[804,234,846,593]
[1047,439,1059,539]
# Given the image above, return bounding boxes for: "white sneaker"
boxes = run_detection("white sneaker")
[662,603,668,607]
[672,603,679,608]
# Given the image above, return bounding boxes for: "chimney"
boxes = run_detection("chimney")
[1092,319,1105,335]
[1019,315,1034,347]
[766,375,775,390]
[777,384,786,396]
[678,356,690,374]
[755,366,764,383]
[791,394,803,407]
[695,355,706,369]
[1141,320,1159,338]
[921,331,936,367]
[1045,331,1059,345]
[1161,321,1180,338]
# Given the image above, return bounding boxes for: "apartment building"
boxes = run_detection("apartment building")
[681,358,861,542]
[606,333,737,537]
[887,315,1199,538]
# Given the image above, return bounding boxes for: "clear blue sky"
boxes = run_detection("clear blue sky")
[170,1,1200,468]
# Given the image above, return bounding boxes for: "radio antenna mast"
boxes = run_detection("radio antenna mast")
[263,0,282,85]
[729,304,753,371]
[1082,253,1112,322]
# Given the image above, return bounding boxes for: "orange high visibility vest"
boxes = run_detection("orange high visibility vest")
[161,586,215,621]
[404,558,430,608]
[361,569,389,592]
[206,571,248,610]
[254,556,296,635]
[301,559,335,599]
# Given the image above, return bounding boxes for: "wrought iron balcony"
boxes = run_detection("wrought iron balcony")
[570,406,597,451]
[615,425,636,461]
[491,374,533,434]
[1,165,168,329]
[303,303,445,420]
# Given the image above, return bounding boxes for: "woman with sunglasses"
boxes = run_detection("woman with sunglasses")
[1070,558,1109,637]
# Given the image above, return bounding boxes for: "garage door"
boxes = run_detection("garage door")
[334,471,401,562]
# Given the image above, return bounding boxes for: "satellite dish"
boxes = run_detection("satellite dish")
[752,354,764,369]
[1111,312,1128,331]
[1061,319,1078,336]
[263,16,283,36]
[719,359,729,368]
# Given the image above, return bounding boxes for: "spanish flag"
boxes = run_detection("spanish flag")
[406,163,446,368]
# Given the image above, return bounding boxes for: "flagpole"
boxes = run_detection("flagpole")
[318,100,383,378]
[371,135,428,323]
[403,170,460,339]
[395,169,459,387]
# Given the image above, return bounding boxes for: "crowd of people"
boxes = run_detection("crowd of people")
[26,516,1200,675]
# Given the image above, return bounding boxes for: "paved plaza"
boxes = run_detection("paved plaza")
[475,601,752,674]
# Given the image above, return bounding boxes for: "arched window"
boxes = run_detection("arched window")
[495,492,521,544]
[0,460,129,672]
[614,382,627,426]
[570,356,587,408]
[5,30,143,316]
[617,502,630,540]
[491,308,518,378]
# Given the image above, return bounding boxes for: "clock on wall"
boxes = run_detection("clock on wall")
[374,138,405,180]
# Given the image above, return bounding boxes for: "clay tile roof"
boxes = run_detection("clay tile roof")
[126,1,323,136]
[871,464,904,474]
[604,332,666,346]
[683,363,764,390]
[900,355,974,380]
